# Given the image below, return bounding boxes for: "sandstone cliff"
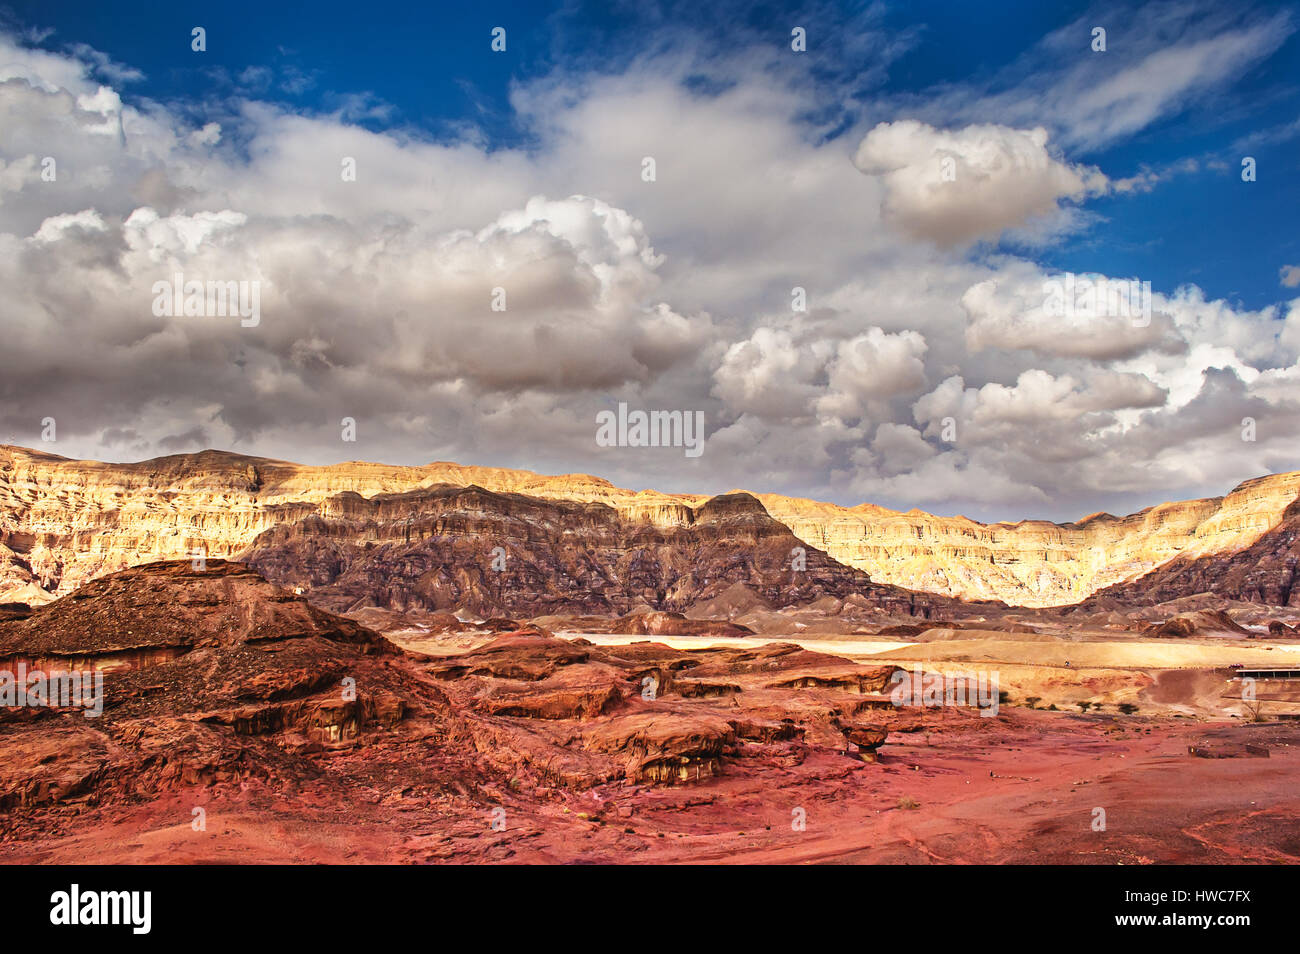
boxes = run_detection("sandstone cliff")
[753,471,1300,607]
[0,445,703,605]
[1078,495,1300,608]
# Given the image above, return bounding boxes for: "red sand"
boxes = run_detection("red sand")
[6,709,1296,864]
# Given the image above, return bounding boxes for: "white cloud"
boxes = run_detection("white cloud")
[818,327,929,418]
[853,120,1105,245]
[0,28,1296,522]
[123,207,248,257]
[961,266,1183,361]
[712,328,832,421]
[1045,11,1294,148]
[915,5,1295,153]
[32,208,106,242]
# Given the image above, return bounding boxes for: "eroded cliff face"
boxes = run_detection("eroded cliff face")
[755,474,1300,607]
[1,444,1297,608]
[241,488,948,618]
[1079,495,1300,608]
[0,446,701,605]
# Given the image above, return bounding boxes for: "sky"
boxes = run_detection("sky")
[0,0,1298,521]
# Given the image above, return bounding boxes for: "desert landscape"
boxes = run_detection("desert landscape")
[2,444,1298,864]
[3,0,1299,886]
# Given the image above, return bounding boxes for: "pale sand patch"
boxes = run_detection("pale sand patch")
[564,632,1300,716]
[560,632,915,657]
[863,637,1299,669]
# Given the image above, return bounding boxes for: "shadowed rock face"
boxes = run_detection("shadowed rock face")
[238,486,955,619]
[0,561,407,812]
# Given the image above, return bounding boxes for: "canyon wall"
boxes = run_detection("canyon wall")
[1079,494,1300,608]
[756,470,1300,607]
[1,444,1297,608]
[0,445,700,605]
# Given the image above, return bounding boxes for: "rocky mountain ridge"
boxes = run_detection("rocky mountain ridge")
[240,486,950,619]
[1,444,1297,609]
[755,471,1300,607]
[1079,495,1300,609]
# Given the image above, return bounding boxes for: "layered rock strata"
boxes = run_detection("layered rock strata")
[2,444,1296,609]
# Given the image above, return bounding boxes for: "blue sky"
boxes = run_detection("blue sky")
[0,0,1298,520]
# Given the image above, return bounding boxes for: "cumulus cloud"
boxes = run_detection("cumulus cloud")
[0,26,1296,522]
[712,328,832,421]
[853,120,1106,245]
[711,325,927,424]
[961,266,1184,361]
[818,328,929,418]
[914,369,1165,445]
[865,423,937,476]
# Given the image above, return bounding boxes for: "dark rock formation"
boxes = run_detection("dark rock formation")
[1139,609,1253,639]
[240,486,956,619]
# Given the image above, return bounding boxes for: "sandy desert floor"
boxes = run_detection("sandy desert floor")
[574,629,1300,718]
[6,627,1297,865]
[6,706,1295,864]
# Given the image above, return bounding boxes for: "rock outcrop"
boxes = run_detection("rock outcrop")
[1138,609,1254,639]
[0,561,404,810]
[421,635,912,786]
[238,486,951,619]
[0,560,954,836]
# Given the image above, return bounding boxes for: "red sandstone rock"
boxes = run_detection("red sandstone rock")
[582,709,737,784]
